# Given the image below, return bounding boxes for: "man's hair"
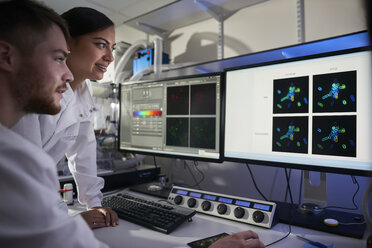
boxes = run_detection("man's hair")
[61,7,114,38]
[0,0,69,56]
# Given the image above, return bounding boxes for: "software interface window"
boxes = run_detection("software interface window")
[119,74,222,160]
[225,49,372,172]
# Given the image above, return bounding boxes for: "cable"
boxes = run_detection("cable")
[153,156,158,168]
[245,163,268,201]
[265,167,298,247]
[338,221,366,225]
[264,224,292,247]
[298,170,303,205]
[184,160,202,189]
[284,168,294,204]
[319,175,360,211]
[265,203,295,247]
[193,160,205,187]
[97,133,117,145]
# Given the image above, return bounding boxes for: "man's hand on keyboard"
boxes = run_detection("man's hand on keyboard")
[209,230,264,248]
[80,207,119,229]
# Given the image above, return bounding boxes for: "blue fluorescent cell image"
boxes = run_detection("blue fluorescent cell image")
[312,115,356,157]
[273,76,309,114]
[313,71,356,113]
[272,116,308,154]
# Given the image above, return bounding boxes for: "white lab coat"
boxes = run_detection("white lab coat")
[12,80,104,209]
[0,123,108,248]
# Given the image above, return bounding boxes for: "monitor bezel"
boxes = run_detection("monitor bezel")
[118,72,225,163]
[223,46,372,177]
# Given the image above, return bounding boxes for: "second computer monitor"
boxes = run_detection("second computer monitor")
[224,47,372,176]
[119,73,223,161]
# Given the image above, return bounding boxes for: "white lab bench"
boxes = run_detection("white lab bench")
[68,189,368,248]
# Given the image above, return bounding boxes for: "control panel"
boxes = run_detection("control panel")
[168,186,278,229]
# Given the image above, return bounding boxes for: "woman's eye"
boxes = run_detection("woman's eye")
[55,57,64,62]
[97,43,106,48]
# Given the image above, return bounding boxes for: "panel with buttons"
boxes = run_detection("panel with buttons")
[168,186,278,229]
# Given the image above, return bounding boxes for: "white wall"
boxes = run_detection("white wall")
[117,0,371,214]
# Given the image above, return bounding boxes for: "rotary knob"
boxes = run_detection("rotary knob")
[174,195,183,205]
[234,207,245,219]
[201,201,211,211]
[252,211,265,223]
[217,204,227,215]
[187,198,197,208]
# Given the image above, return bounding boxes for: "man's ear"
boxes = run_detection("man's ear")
[0,40,16,72]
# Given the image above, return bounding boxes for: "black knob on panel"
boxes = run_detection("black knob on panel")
[217,204,227,215]
[174,195,183,205]
[187,198,197,208]
[253,211,265,223]
[201,201,211,211]
[234,207,245,219]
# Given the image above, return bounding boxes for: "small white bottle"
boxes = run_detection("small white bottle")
[62,183,74,205]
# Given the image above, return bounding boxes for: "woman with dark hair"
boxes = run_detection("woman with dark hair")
[13,7,118,229]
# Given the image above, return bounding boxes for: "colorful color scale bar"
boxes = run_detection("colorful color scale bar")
[133,110,162,117]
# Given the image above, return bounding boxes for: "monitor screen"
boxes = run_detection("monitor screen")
[224,47,372,176]
[119,73,223,161]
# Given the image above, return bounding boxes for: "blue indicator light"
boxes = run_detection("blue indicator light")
[253,203,271,211]
[176,190,188,195]
[235,200,250,207]
[218,197,233,204]
[203,194,217,201]
[190,192,202,198]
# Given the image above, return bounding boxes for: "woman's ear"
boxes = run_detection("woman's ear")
[0,40,16,72]
[67,37,76,52]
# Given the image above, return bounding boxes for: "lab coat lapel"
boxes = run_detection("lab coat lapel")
[54,83,78,134]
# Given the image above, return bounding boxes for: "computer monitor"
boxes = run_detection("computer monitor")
[118,73,223,162]
[224,46,372,176]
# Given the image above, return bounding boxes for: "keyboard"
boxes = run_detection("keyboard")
[102,193,196,234]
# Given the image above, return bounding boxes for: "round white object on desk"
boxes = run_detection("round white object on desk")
[323,218,339,227]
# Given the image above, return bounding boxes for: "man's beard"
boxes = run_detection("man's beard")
[24,96,61,115]
[12,66,61,115]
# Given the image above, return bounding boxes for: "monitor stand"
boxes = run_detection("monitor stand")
[299,171,327,214]
[276,171,366,239]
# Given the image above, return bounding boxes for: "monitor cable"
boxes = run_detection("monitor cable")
[193,160,205,187]
[153,156,158,168]
[183,160,204,189]
[284,168,294,204]
[265,168,296,247]
[298,170,303,205]
[245,163,268,201]
[319,175,359,211]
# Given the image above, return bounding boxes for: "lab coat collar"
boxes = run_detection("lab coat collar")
[54,80,97,134]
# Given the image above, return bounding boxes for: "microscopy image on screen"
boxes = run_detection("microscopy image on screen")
[312,115,356,157]
[313,71,356,113]
[190,83,216,115]
[166,118,189,147]
[272,116,308,154]
[190,118,216,149]
[167,86,189,115]
[273,76,309,114]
